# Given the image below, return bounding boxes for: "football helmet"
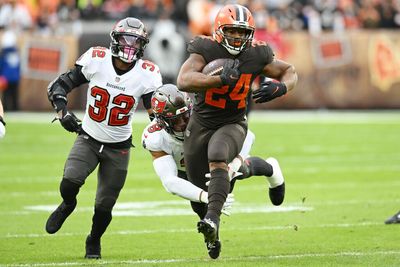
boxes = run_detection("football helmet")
[110,17,149,63]
[213,4,255,55]
[151,84,192,140]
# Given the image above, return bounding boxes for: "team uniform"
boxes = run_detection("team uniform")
[183,36,275,217]
[66,47,162,196]
[142,118,255,207]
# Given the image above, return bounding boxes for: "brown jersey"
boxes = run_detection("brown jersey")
[187,35,274,129]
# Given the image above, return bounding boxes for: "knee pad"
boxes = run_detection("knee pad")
[208,141,229,162]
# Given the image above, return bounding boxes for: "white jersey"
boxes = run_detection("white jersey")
[77,47,162,143]
[141,120,185,172]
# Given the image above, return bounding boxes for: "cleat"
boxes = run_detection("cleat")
[45,201,76,234]
[207,240,221,259]
[269,183,285,206]
[266,157,285,206]
[197,218,218,244]
[385,211,400,224]
[85,235,101,259]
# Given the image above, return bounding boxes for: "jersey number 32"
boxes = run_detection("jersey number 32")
[89,86,135,126]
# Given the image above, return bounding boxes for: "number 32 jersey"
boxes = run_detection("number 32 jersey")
[76,47,162,143]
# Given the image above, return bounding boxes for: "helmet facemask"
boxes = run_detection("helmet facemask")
[218,25,254,55]
[111,33,148,63]
[158,109,190,141]
[110,17,149,63]
[151,84,193,141]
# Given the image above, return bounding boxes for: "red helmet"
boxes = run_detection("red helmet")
[110,17,149,63]
[213,4,255,55]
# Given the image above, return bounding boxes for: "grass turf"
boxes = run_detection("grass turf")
[0,111,399,266]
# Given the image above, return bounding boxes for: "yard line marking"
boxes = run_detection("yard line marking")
[19,202,312,217]
[6,111,400,124]
[3,250,400,266]
[2,221,381,239]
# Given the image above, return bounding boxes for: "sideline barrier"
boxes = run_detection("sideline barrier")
[13,30,400,110]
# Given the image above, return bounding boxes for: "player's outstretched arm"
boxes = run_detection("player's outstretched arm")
[151,150,208,203]
[177,54,223,93]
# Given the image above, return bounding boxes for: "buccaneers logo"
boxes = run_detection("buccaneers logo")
[151,98,166,113]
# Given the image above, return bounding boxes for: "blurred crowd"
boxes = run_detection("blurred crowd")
[0,0,398,36]
[0,0,399,110]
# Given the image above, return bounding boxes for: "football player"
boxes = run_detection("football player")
[142,84,285,259]
[177,4,297,259]
[45,17,162,259]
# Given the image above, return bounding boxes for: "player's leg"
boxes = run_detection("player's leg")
[205,122,247,225]
[184,116,221,258]
[85,146,130,259]
[46,135,99,234]
[184,116,213,205]
[197,122,246,259]
[235,156,285,206]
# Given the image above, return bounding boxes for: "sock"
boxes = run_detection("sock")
[206,168,230,222]
[60,179,80,206]
[246,157,273,177]
[90,208,112,240]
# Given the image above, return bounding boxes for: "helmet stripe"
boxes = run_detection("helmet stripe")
[235,4,246,22]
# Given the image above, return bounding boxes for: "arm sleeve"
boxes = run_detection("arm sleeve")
[153,155,206,203]
[141,91,153,109]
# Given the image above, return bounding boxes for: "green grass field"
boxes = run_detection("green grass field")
[1,111,399,266]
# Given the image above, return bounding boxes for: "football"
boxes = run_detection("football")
[201,58,234,76]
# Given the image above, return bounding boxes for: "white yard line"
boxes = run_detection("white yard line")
[3,221,381,239]
[3,250,400,266]
[5,111,400,124]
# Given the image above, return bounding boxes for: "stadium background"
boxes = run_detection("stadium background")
[1,1,400,266]
[0,0,399,111]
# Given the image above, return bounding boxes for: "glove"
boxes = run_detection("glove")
[220,59,240,86]
[222,193,235,216]
[59,107,82,133]
[252,81,287,103]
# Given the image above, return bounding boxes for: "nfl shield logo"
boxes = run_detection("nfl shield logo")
[115,77,120,82]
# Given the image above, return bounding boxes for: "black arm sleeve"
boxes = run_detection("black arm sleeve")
[141,91,153,110]
[47,65,88,111]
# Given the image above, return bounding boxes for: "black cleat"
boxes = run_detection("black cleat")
[197,218,218,244]
[385,211,400,224]
[85,235,101,259]
[269,182,285,206]
[207,240,221,259]
[45,201,76,234]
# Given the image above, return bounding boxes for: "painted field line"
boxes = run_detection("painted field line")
[3,250,400,266]
[3,221,381,239]
[6,111,400,124]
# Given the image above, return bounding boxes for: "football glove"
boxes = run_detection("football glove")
[220,59,240,87]
[252,81,287,103]
[59,107,81,133]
